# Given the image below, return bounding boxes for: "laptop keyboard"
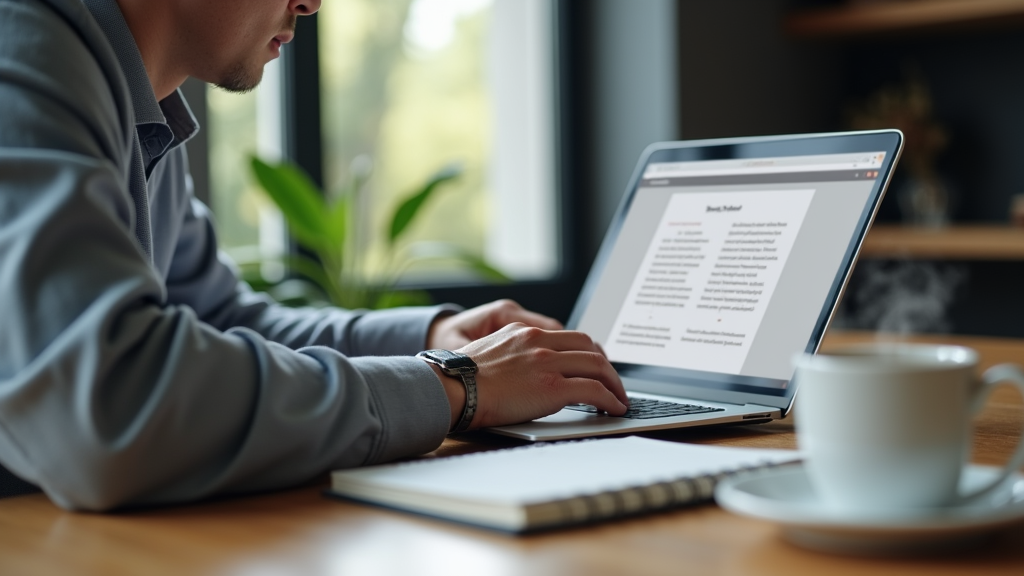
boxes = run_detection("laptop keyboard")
[564,398,724,420]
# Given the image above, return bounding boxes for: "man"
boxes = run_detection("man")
[0,0,627,511]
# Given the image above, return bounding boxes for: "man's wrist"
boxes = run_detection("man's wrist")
[425,363,466,431]
[416,349,478,433]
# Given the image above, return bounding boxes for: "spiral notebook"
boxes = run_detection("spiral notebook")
[328,436,799,532]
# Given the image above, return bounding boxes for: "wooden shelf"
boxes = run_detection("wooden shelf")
[786,0,1024,39]
[859,224,1024,259]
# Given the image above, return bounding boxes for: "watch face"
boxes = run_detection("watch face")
[421,349,476,369]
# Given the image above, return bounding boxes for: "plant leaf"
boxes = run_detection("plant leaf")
[399,241,510,283]
[455,252,511,283]
[326,195,349,249]
[388,163,462,246]
[250,156,329,248]
[280,254,342,304]
[374,289,433,309]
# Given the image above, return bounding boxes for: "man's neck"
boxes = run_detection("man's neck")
[115,0,187,101]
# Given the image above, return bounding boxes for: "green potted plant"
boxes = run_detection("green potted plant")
[246,156,507,309]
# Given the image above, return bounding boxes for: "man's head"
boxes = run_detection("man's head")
[118,0,322,98]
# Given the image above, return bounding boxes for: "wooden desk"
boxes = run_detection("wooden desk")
[2,332,1024,576]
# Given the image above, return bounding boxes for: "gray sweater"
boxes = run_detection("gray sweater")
[0,0,452,510]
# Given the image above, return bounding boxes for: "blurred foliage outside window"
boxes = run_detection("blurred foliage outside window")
[207,0,555,288]
[319,0,493,284]
[208,88,262,262]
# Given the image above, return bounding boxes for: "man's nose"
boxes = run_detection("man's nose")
[289,0,322,16]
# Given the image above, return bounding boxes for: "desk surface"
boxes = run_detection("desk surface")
[3,331,1024,576]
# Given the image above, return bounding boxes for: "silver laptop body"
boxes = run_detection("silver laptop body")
[490,131,903,441]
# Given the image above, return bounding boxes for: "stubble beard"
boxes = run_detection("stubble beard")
[215,61,264,94]
[212,15,296,94]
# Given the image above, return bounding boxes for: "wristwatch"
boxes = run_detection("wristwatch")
[416,349,478,434]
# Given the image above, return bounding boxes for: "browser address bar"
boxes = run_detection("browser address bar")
[643,152,886,179]
[643,162,881,179]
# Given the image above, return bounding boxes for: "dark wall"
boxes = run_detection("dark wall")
[677,0,843,140]
[844,33,1024,224]
[835,25,1024,336]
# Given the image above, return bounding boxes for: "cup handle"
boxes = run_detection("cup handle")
[958,363,1024,503]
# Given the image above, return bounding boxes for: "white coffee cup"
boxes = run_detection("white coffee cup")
[792,343,1024,518]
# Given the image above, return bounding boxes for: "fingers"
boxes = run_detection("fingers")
[544,350,629,407]
[434,300,562,346]
[535,349,617,384]
[426,314,473,350]
[511,324,604,355]
[490,324,627,404]
[504,308,563,330]
[558,378,629,416]
[508,335,627,408]
[460,319,634,427]
[489,299,563,330]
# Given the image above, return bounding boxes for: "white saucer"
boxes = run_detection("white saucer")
[715,463,1024,556]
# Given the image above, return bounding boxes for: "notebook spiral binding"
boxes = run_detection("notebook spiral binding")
[332,437,798,532]
[537,456,784,529]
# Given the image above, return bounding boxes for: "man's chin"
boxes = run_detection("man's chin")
[213,64,264,94]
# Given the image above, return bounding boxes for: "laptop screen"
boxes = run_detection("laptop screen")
[571,134,901,405]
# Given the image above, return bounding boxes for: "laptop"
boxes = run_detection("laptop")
[489,130,904,441]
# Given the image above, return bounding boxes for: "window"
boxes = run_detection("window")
[206,87,258,255]
[207,0,561,301]
[318,0,557,282]
[207,61,287,282]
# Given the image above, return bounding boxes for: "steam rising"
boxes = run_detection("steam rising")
[842,260,965,334]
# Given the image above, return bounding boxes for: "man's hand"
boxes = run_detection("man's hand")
[427,299,562,350]
[427,322,629,431]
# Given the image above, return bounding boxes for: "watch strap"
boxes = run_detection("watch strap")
[416,350,478,434]
[449,368,477,434]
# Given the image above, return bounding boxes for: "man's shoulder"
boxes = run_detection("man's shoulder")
[1,0,105,53]
[0,0,129,99]
[0,0,133,161]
